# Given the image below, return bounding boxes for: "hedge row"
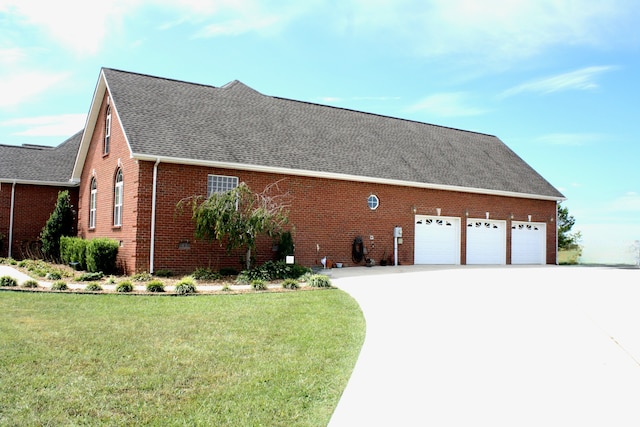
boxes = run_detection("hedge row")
[60,237,119,274]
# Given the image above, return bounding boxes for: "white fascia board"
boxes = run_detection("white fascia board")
[131,153,566,202]
[71,70,134,182]
[0,179,79,187]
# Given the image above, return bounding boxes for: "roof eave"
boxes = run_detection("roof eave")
[0,179,79,187]
[131,153,566,202]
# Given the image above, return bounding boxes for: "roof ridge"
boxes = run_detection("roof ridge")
[271,95,498,138]
[102,67,219,90]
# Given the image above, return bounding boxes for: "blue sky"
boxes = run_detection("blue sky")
[1,0,639,264]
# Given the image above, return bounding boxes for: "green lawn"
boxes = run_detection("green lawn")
[0,290,365,426]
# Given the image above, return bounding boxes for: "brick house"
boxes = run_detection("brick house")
[6,68,565,273]
[0,132,81,259]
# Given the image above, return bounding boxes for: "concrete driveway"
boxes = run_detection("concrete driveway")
[328,265,640,427]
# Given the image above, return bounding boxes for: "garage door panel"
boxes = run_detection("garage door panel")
[414,216,460,264]
[511,222,546,264]
[466,220,506,265]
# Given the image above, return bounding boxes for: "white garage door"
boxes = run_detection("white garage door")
[466,219,506,265]
[414,215,460,264]
[511,222,546,264]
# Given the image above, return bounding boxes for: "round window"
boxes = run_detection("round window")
[367,194,379,210]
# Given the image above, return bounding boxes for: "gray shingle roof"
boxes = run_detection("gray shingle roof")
[103,68,564,199]
[0,130,82,184]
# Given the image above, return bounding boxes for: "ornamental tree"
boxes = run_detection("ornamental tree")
[41,190,75,261]
[178,181,291,270]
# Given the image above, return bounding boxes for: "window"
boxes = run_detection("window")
[113,168,123,227]
[89,178,97,229]
[104,103,111,155]
[367,194,379,210]
[207,175,238,197]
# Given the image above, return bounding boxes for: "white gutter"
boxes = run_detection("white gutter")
[8,181,16,258]
[149,159,160,274]
[132,152,566,202]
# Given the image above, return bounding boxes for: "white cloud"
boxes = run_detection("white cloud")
[0,113,86,136]
[500,66,617,98]
[406,92,488,117]
[0,71,69,108]
[344,0,638,64]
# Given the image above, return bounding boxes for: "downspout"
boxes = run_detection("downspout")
[8,181,16,258]
[149,159,160,274]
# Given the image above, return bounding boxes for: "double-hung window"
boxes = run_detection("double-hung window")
[104,103,111,155]
[113,168,123,227]
[89,178,97,229]
[207,175,238,197]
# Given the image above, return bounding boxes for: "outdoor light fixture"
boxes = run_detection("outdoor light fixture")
[412,206,417,214]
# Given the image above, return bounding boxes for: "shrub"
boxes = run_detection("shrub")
[22,279,39,288]
[276,231,295,261]
[116,281,134,293]
[0,276,18,287]
[146,280,165,293]
[106,276,116,284]
[238,260,309,283]
[77,272,104,281]
[60,236,87,270]
[282,278,299,290]
[192,267,221,281]
[219,267,239,277]
[307,274,332,288]
[175,276,197,295]
[40,190,75,262]
[85,283,103,292]
[132,272,152,282]
[51,281,68,291]
[45,272,62,280]
[251,279,267,291]
[154,269,173,278]
[86,238,119,274]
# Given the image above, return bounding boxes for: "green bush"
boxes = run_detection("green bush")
[175,276,197,295]
[86,238,119,274]
[146,280,165,293]
[154,269,173,278]
[85,283,103,292]
[116,281,134,293]
[238,260,311,283]
[307,274,332,288]
[45,272,62,280]
[22,279,39,288]
[219,267,239,277]
[60,236,88,270]
[132,272,152,282]
[192,267,221,281]
[276,231,295,261]
[51,281,68,291]
[282,278,299,290]
[0,276,18,287]
[251,279,267,291]
[77,272,104,281]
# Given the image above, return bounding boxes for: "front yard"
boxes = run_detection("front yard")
[0,288,365,426]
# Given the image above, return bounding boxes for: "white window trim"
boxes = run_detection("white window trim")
[367,194,379,210]
[207,174,239,198]
[89,179,97,229]
[113,169,123,227]
[104,104,111,155]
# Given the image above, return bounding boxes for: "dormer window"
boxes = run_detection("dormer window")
[104,100,111,155]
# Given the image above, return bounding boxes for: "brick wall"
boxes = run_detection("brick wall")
[0,183,78,259]
[77,93,140,273]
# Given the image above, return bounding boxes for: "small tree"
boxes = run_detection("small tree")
[557,202,581,250]
[41,190,75,261]
[178,181,291,270]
